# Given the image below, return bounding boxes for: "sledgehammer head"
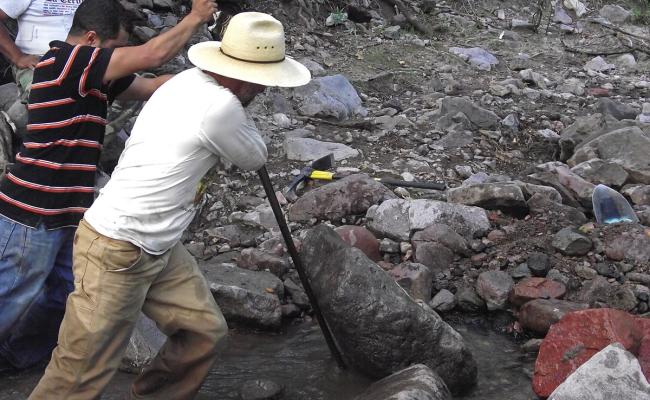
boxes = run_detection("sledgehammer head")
[283,153,335,202]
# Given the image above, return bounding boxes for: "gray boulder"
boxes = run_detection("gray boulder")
[120,313,165,373]
[448,47,498,71]
[571,159,629,187]
[552,228,592,256]
[354,364,452,400]
[430,289,456,312]
[475,271,514,311]
[367,199,490,241]
[548,343,650,400]
[568,126,650,184]
[284,137,358,162]
[599,5,631,24]
[293,74,367,120]
[439,97,500,129]
[288,174,395,222]
[302,225,477,394]
[596,98,637,121]
[200,262,284,329]
[204,223,266,247]
[447,183,528,217]
[411,223,470,256]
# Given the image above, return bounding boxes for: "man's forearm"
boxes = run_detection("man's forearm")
[0,23,23,64]
[143,13,204,67]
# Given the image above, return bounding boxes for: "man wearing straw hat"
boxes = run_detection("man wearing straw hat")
[29,11,310,400]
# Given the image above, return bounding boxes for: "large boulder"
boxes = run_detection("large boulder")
[293,74,368,120]
[200,262,284,330]
[447,183,528,217]
[354,364,452,400]
[533,308,649,397]
[301,225,477,394]
[284,137,359,162]
[288,174,395,222]
[509,278,567,307]
[568,127,650,184]
[571,158,629,187]
[548,343,650,400]
[366,199,490,241]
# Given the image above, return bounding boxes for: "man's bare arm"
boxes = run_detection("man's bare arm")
[103,0,215,83]
[0,9,38,68]
[116,75,173,101]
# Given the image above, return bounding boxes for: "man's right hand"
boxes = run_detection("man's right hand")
[190,0,218,24]
[13,54,40,69]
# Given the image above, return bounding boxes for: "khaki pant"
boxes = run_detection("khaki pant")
[11,66,33,104]
[30,219,228,400]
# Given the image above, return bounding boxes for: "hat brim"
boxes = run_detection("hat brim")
[188,41,311,88]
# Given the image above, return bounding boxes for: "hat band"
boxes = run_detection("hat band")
[220,47,285,64]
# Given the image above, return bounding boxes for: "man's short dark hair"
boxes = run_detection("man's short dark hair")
[68,0,130,40]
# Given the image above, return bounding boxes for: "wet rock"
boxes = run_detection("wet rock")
[237,248,290,278]
[204,223,266,247]
[599,5,631,23]
[430,289,456,313]
[571,159,629,187]
[518,299,588,335]
[411,224,470,256]
[294,74,367,120]
[387,262,434,301]
[366,199,490,241]
[288,174,395,222]
[239,379,284,400]
[456,286,486,313]
[578,277,638,311]
[447,183,528,217]
[335,225,381,261]
[283,278,309,309]
[354,364,451,400]
[596,98,637,121]
[568,126,650,184]
[120,313,165,373]
[476,271,514,311]
[301,225,477,394]
[200,262,283,329]
[413,242,454,275]
[439,96,500,129]
[522,338,543,354]
[510,278,567,307]
[548,343,649,400]
[533,308,649,397]
[527,252,551,277]
[448,47,498,71]
[552,228,592,256]
[285,137,358,162]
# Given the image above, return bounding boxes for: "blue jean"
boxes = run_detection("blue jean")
[0,214,75,369]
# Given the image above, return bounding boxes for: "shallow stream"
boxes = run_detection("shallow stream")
[0,315,536,399]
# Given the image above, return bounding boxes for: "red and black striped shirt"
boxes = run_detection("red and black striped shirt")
[0,41,134,228]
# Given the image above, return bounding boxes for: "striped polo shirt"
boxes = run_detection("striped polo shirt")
[0,40,134,229]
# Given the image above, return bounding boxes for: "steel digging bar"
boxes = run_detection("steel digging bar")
[257,166,346,369]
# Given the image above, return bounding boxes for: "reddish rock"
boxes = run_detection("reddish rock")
[335,225,381,261]
[509,277,566,307]
[532,309,647,397]
[586,87,610,97]
[518,299,588,335]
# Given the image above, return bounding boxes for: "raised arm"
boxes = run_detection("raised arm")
[0,9,38,68]
[102,0,216,83]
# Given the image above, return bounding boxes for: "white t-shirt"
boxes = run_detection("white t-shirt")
[84,68,268,254]
[0,0,82,56]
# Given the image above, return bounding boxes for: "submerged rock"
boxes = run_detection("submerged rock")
[301,225,477,394]
[518,299,588,335]
[354,364,452,400]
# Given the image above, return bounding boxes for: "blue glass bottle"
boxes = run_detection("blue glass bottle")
[592,184,638,224]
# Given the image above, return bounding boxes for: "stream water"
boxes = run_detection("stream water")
[0,315,536,399]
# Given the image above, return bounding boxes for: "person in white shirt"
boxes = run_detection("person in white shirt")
[29,12,311,399]
[0,0,85,102]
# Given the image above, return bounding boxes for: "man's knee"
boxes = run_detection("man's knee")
[203,307,228,345]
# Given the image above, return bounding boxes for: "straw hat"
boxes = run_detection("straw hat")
[188,12,311,88]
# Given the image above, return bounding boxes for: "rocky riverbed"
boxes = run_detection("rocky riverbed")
[2,0,650,398]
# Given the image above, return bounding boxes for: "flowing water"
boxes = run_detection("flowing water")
[0,315,536,399]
